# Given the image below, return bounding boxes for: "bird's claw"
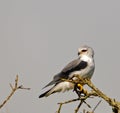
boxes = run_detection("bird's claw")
[73,83,88,97]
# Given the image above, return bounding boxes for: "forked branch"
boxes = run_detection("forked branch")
[56,74,120,113]
[0,75,30,109]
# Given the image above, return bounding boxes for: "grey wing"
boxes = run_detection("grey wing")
[61,58,81,73]
[42,72,63,89]
[43,59,80,89]
[53,58,81,80]
[61,58,88,75]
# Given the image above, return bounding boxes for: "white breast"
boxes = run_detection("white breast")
[81,55,92,63]
[69,55,94,79]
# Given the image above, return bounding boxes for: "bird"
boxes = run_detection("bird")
[39,45,95,98]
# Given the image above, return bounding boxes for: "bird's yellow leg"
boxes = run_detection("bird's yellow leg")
[77,84,88,95]
[77,84,83,91]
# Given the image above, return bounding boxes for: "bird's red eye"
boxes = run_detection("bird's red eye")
[81,49,87,52]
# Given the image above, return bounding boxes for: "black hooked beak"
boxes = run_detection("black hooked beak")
[78,52,80,56]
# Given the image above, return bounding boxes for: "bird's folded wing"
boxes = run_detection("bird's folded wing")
[43,58,87,89]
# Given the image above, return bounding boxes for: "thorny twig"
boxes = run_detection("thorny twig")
[92,100,102,112]
[0,75,30,109]
[56,91,98,113]
[56,74,120,113]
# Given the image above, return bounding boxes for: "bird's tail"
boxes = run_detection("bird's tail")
[39,87,56,98]
[39,90,50,98]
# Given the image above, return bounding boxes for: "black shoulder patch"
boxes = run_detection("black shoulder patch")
[62,61,87,75]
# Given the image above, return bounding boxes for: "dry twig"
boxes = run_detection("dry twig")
[0,75,30,109]
[80,77,120,113]
[56,74,120,113]
[56,91,97,113]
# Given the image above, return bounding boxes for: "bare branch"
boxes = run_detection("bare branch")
[92,100,102,112]
[56,91,98,113]
[0,75,30,109]
[56,74,120,113]
[82,78,120,112]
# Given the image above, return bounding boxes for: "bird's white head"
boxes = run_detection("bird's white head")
[78,45,94,58]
